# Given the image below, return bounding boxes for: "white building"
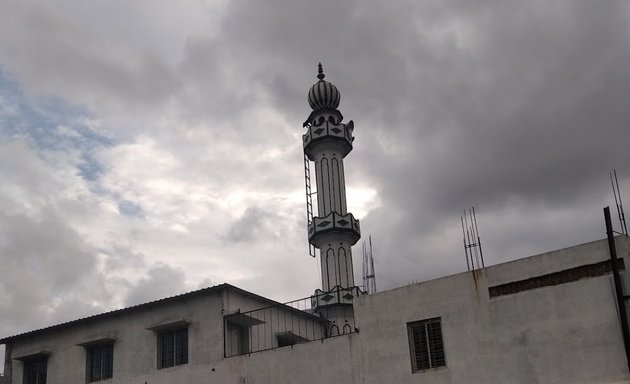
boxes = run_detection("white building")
[2,66,630,384]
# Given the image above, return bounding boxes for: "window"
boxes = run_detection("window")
[23,355,47,384]
[225,320,249,356]
[86,343,113,382]
[223,313,265,357]
[158,327,188,369]
[276,331,308,347]
[407,318,446,372]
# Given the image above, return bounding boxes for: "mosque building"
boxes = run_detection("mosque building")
[2,66,630,384]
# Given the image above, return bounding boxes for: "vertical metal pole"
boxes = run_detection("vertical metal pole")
[464,212,473,270]
[462,216,471,271]
[362,241,367,291]
[605,206,630,372]
[614,170,629,236]
[471,209,482,270]
[369,235,377,293]
[472,206,485,268]
[612,172,623,230]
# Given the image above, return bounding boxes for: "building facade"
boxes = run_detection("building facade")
[3,67,630,383]
[3,237,630,383]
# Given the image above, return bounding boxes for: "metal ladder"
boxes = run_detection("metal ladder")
[303,153,316,257]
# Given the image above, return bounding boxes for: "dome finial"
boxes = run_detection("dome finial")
[317,62,325,81]
[308,63,340,112]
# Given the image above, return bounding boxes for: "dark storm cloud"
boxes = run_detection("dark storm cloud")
[205,0,630,287]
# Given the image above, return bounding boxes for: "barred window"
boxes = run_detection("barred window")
[407,318,446,372]
[23,355,47,384]
[86,343,113,382]
[158,327,188,369]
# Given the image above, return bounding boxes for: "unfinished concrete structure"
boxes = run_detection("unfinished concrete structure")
[2,67,630,384]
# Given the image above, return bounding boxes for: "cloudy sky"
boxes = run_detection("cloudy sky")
[1,0,630,366]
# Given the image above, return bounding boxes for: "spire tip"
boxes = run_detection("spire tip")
[317,62,325,80]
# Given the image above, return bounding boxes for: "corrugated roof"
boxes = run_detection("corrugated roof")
[0,283,275,344]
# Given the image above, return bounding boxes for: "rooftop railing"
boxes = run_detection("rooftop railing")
[224,287,361,357]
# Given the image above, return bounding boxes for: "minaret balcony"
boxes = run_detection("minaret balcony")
[308,212,361,247]
[311,286,364,312]
[303,119,355,160]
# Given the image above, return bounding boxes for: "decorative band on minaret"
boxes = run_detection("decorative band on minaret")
[303,64,361,297]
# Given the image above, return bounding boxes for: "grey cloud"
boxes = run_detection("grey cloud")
[224,206,264,244]
[174,0,630,290]
[211,0,630,288]
[224,206,282,244]
[0,211,97,332]
[124,263,188,307]
[101,243,146,272]
[0,1,181,112]
[118,200,144,217]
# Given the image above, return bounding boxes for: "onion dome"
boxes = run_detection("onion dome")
[308,63,341,111]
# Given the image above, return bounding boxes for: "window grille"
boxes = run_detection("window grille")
[23,355,47,384]
[158,328,188,369]
[86,343,113,382]
[408,318,446,372]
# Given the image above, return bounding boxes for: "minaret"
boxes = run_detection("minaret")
[303,64,362,326]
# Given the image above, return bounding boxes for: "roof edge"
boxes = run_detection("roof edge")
[0,283,233,344]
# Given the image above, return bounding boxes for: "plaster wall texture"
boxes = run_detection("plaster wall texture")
[6,289,227,384]
[352,236,630,384]
[485,236,630,286]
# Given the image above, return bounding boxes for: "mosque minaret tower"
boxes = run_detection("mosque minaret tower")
[303,64,362,328]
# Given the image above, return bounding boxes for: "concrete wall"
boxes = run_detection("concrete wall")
[352,236,630,384]
[5,289,227,384]
[4,237,630,384]
[229,237,630,384]
[3,286,330,384]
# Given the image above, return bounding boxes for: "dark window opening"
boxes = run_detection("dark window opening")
[86,343,113,382]
[408,318,446,372]
[158,328,188,369]
[225,320,249,356]
[276,331,309,347]
[23,355,47,384]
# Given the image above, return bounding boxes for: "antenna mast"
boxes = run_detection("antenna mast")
[461,207,485,271]
[362,235,377,294]
[610,169,628,236]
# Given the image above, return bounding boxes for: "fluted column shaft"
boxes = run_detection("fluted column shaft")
[313,149,348,217]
